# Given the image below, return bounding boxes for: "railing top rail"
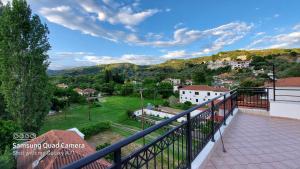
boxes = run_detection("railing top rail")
[62,89,237,169]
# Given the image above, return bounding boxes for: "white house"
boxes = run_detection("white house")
[163,78,181,85]
[230,60,251,69]
[179,85,229,104]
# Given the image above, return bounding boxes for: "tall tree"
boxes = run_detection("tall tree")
[0,0,51,132]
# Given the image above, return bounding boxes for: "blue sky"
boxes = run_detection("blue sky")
[3,0,300,69]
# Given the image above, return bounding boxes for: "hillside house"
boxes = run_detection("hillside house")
[179,85,229,104]
[16,130,110,169]
[162,78,181,85]
[207,60,228,70]
[230,60,251,69]
[56,83,68,89]
[82,88,97,97]
[73,88,84,95]
[185,79,193,85]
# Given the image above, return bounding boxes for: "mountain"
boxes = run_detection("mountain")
[48,48,300,76]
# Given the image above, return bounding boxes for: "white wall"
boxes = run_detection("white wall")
[270,101,300,120]
[134,109,186,122]
[179,90,226,104]
[268,87,300,102]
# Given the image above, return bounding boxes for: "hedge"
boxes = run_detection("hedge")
[79,121,111,138]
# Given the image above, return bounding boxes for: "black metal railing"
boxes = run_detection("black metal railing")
[61,89,261,169]
[237,88,270,110]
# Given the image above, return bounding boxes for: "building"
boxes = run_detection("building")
[179,85,229,104]
[56,83,68,89]
[185,79,193,85]
[73,88,84,95]
[229,60,251,69]
[82,88,97,97]
[207,60,227,70]
[162,78,181,85]
[265,77,300,102]
[16,130,110,169]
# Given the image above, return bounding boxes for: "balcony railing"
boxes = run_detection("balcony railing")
[62,88,268,169]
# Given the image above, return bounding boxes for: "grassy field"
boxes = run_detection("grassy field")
[40,96,163,134]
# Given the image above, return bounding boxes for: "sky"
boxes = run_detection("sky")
[3,0,300,70]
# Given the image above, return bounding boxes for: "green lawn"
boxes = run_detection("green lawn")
[40,96,163,134]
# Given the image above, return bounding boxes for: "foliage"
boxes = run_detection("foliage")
[0,120,21,153]
[162,100,169,106]
[126,109,134,118]
[79,121,111,138]
[240,78,264,88]
[157,82,173,98]
[182,101,192,110]
[168,95,177,106]
[96,142,114,161]
[0,146,15,169]
[99,82,115,95]
[200,120,213,135]
[0,0,51,132]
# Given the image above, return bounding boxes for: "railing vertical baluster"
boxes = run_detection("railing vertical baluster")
[114,148,122,169]
[186,113,192,169]
[211,101,215,142]
[223,95,226,125]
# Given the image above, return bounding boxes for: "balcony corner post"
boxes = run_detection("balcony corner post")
[211,101,215,142]
[186,112,192,169]
[114,148,122,169]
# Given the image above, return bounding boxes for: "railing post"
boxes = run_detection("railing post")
[223,95,226,125]
[113,148,122,169]
[211,101,215,142]
[266,88,270,111]
[230,94,233,115]
[186,113,192,169]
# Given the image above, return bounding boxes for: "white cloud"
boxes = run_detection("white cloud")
[293,24,300,30]
[161,50,188,59]
[39,5,119,42]
[126,22,253,48]
[247,29,300,49]
[77,54,162,65]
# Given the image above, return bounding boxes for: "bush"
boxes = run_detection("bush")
[0,147,15,169]
[126,110,134,118]
[162,100,169,106]
[182,101,192,110]
[0,120,21,153]
[79,121,111,138]
[96,143,113,161]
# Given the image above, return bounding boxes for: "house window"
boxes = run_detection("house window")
[203,99,206,101]
[207,92,210,96]
[185,97,187,99]
[196,99,198,102]
[215,93,217,95]
[182,91,185,94]
[195,92,199,95]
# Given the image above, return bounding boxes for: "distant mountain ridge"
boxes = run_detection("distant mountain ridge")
[48,48,300,76]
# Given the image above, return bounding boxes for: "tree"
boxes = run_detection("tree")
[192,69,207,84]
[0,0,51,132]
[157,82,173,98]
[104,69,112,83]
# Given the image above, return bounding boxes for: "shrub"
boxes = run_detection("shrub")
[0,147,15,169]
[0,120,21,153]
[79,121,111,138]
[96,143,113,161]
[126,110,134,118]
[162,100,169,106]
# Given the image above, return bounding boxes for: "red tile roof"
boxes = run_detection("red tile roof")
[265,77,300,87]
[180,85,229,92]
[17,130,110,169]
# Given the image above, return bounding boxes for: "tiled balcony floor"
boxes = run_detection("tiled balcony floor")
[202,113,300,169]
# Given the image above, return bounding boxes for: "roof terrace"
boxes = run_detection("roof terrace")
[61,87,300,169]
